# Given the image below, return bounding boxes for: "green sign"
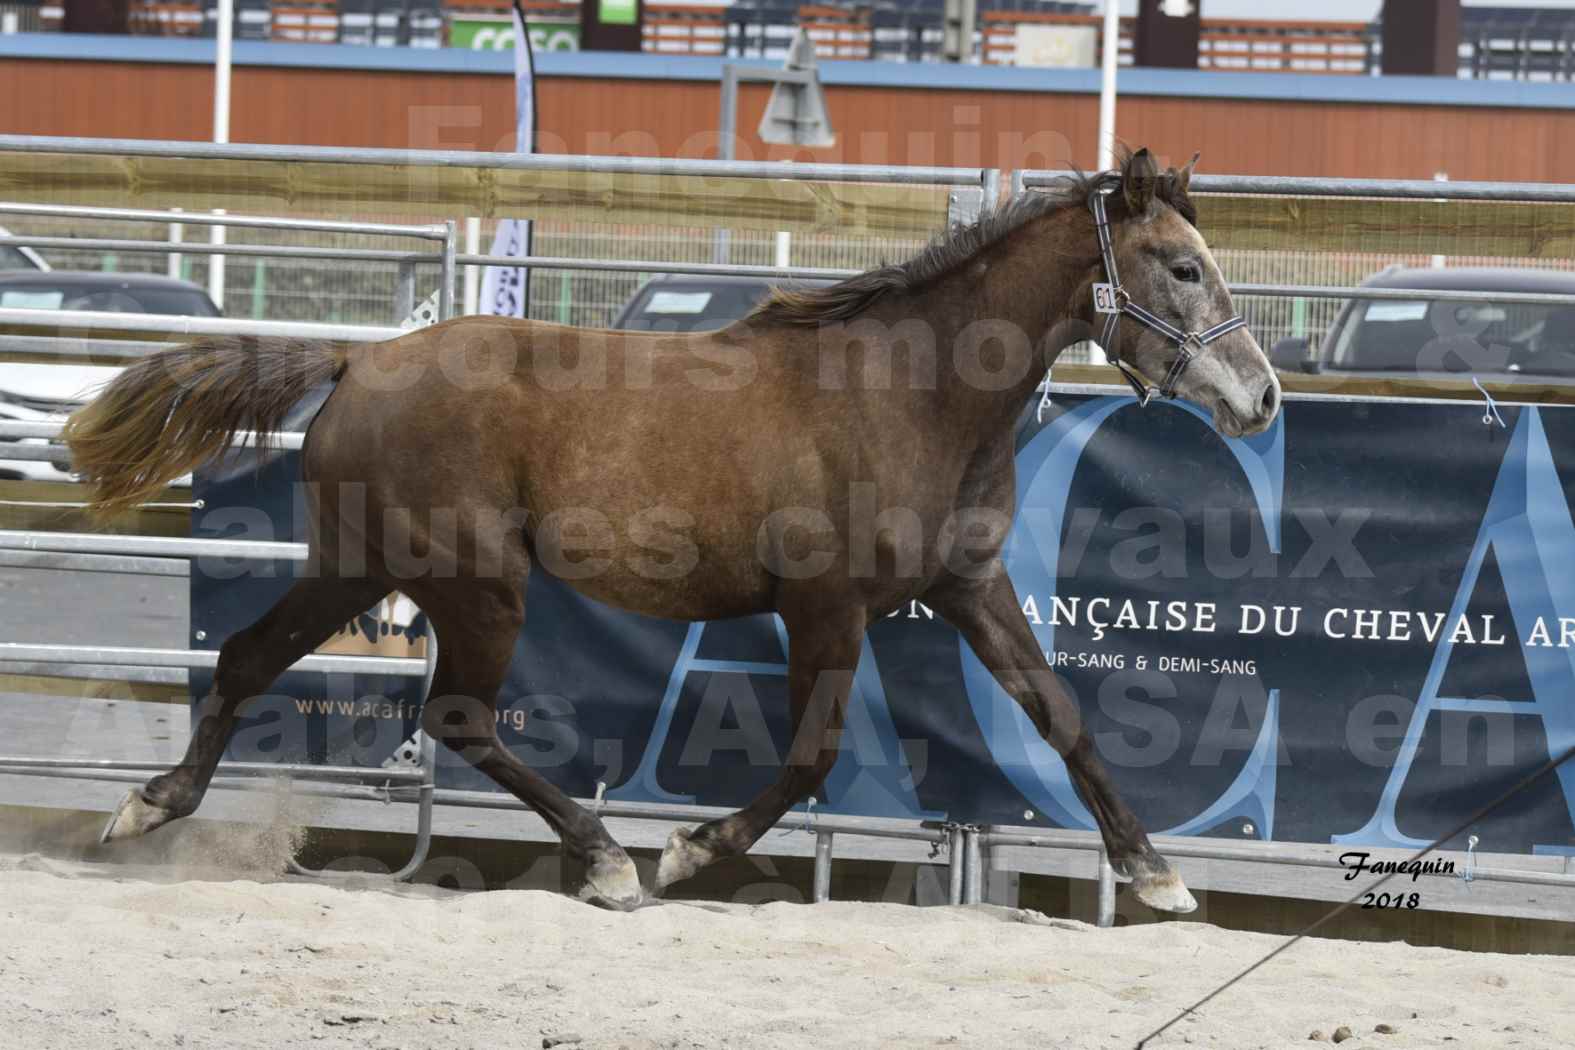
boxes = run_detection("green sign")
[448,15,580,51]
[598,0,637,26]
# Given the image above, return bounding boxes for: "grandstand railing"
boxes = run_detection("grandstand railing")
[33,0,1575,80]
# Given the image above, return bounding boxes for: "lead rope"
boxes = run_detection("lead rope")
[1133,740,1575,1049]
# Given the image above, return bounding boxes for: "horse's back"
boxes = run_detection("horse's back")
[307,318,792,610]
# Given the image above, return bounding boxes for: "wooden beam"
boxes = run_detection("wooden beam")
[1052,363,1575,406]
[0,480,190,535]
[0,151,953,237]
[1197,194,1575,259]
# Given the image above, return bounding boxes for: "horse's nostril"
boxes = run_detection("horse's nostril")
[1260,382,1279,419]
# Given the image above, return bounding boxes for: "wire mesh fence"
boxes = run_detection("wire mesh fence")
[0,210,935,331]
[5,191,1574,365]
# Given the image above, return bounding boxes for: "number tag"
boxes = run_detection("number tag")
[1093,283,1120,315]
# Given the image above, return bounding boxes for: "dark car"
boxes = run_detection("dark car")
[0,270,221,319]
[1270,266,1575,384]
[0,271,221,482]
[610,273,833,333]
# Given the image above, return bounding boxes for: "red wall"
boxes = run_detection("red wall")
[2,55,1572,182]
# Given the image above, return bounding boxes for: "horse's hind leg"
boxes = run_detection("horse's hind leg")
[411,576,645,910]
[101,574,388,842]
[928,574,1197,914]
[657,606,863,893]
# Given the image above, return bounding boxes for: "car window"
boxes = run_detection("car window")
[0,284,218,316]
[0,246,40,271]
[615,282,772,333]
[0,290,64,309]
[1329,298,1575,378]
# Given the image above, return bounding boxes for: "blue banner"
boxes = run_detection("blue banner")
[193,389,1575,855]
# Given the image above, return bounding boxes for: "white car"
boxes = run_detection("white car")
[0,270,220,483]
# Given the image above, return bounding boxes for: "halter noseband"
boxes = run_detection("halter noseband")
[1088,185,1246,406]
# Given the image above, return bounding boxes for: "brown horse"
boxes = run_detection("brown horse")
[65,148,1278,912]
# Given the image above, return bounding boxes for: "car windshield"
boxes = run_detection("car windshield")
[0,282,218,316]
[1328,297,1575,377]
[615,282,773,332]
[0,247,39,271]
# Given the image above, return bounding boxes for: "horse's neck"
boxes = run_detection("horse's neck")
[874,209,1095,440]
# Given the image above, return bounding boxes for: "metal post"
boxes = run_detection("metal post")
[980,167,1001,217]
[439,220,457,320]
[947,825,964,905]
[981,840,1020,908]
[1097,0,1120,170]
[1431,172,1450,268]
[813,829,833,903]
[210,0,233,310]
[714,64,739,265]
[393,617,441,881]
[1096,848,1116,928]
[168,211,183,280]
[395,260,416,321]
[719,64,739,161]
[285,619,438,882]
[389,728,437,881]
[463,216,481,316]
[962,826,982,905]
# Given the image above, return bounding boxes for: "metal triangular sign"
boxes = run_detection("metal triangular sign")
[758,27,836,148]
[399,290,442,330]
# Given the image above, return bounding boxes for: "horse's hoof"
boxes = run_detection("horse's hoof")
[99,790,175,844]
[655,826,713,894]
[579,847,645,912]
[1131,867,1198,914]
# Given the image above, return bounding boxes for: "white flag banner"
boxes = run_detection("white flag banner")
[479,0,536,319]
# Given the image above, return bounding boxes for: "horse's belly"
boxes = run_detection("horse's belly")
[526,516,775,621]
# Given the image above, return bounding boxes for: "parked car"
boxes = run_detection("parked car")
[0,271,220,483]
[0,226,50,273]
[1269,266,1575,384]
[610,273,833,333]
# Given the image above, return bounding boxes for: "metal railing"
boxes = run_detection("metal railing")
[0,199,455,325]
[0,134,991,187]
[975,824,1575,927]
[0,195,460,879]
[0,533,443,879]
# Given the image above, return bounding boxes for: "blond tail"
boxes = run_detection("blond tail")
[62,336,347,518]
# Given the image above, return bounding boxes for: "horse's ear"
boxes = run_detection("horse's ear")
[1121,148,1159,214]
[1174,151,1201,194]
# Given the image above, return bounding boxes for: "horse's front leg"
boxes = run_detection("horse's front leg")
[928,573,1197,914]
[655,606,864,894]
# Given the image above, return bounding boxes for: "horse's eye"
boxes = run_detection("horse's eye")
[1170,264,1201,283]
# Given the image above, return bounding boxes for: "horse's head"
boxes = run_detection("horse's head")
[1091,148,1280,438]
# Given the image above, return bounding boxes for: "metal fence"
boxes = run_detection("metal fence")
[13,166,1575,369]
[1012,168,1575,365]
[2,137,1575,920]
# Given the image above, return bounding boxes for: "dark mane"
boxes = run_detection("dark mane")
[751,161,1197,327]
